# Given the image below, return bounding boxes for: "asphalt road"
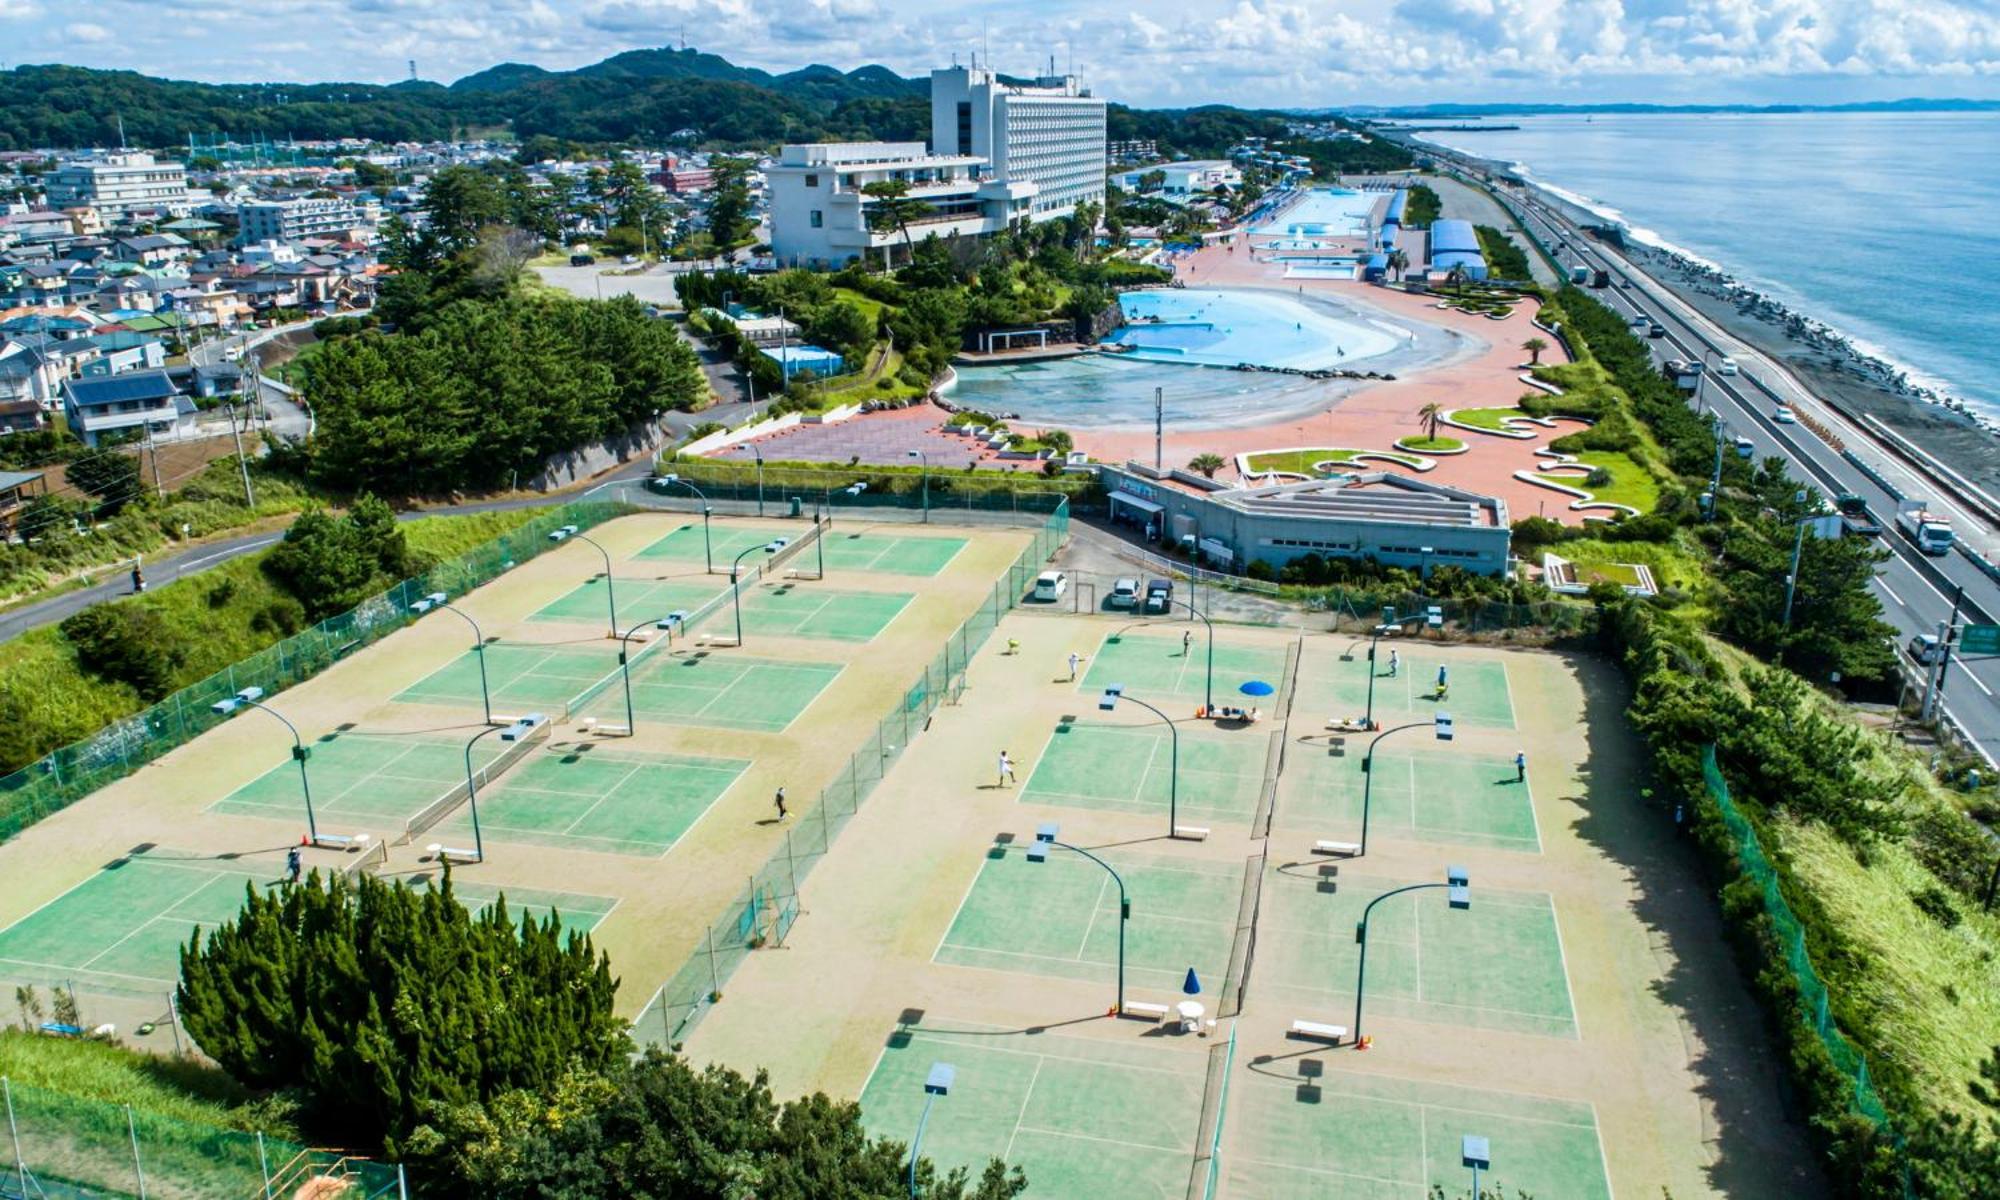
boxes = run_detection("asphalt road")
[0,456,659,645]
[1488,180,2000,762]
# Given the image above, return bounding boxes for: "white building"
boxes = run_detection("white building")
[768,65,1106,268]
[43,153,195,220]
[1112,160,1244,196]
[238,197,367,244]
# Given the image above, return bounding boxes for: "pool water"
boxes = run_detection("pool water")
[1106,289,1398,370]
[1250,188,1380,239]
[946,353,1329,429]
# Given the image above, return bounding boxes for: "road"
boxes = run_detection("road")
[0,456,660,645]
[1479,176,2000,762]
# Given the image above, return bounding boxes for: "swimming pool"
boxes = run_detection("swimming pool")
[1105,289,1399,370]
[946,353,1331,429]
[1250,188,1380,239]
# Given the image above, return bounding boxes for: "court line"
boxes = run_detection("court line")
[891,1029,1205,1079]
[1257,977,1580,1027]
[1001,1057,1043,1165]
[936,943,1219,979]
[1228,1155,1416,1189]
[559,762,650,836]
[77,873,221,973]
[1076,875,1111,960]
[1012,1122,1190,1157]
[1281,1082,1600,1131]
[928,858,992,968]
[0,856,268,968]
[0,955,186,989]
[1551,902,1583,1035]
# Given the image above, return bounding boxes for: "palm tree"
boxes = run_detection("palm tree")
[1386,248,1409,282]
[1416,402,1443,442]
[1188,452,1226,478]
[1522,336,1548,365]
[1446,262,1468,298]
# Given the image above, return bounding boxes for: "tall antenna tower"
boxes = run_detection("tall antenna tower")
[407,59,417,82]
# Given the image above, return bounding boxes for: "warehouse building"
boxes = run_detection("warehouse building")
[1428,218,1487,281]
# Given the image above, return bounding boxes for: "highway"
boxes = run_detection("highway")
[1477,176,2000,762]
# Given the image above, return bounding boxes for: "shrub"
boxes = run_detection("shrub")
[59,604,183,701]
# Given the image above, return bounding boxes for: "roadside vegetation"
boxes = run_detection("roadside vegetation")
[1474,224,1534,281]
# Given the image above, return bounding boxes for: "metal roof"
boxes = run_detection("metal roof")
[1429,219,1480,253]
[64,369,179,406]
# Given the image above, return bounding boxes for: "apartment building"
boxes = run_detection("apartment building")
[43,154,195,220]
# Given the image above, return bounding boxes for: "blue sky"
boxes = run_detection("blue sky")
[4,0,1999,106]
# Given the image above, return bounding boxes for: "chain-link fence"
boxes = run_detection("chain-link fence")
[605,474,1087,525]
[629,499,1069,1048]
[1701,745,1890,1127]
[0,499,629,846]
[0,1075,404,1200]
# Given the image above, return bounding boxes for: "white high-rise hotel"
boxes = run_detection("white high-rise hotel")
[767,66,1107,267]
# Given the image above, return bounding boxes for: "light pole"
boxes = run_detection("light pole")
[1027,822,1129,1013]
[1780,490,1814,634]
[730,538,789,646]
[410,592,490,725]
[907,449,929,523]
[752,446,766,517]
[1099,685,1182,838]
[1362,611,1439,730]
[210,687,316,844]
[617,612,687,734]
[460,714,544,863]
[548,524,617,637]
[653,475,714,573]
[906,1062,956,1198]
[1352,866,1469,1046]
[1359,713,1455,857]
[1463,1135,1491,1200]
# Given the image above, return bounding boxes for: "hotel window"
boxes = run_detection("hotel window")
[809,210,823,228]
[804,174,819,188]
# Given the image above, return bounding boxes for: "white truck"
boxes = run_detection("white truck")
[1895,499,1955,555]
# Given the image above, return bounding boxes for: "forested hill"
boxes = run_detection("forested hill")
[0,48,1298,155]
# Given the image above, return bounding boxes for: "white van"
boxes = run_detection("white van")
[1032,571,1069,602]
[1716,355,1739,376]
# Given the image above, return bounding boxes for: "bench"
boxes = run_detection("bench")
[1173,825,1211,841]
[1325,718,1371,733]
[313,832,369,851]
[1289,1019,1348,1043]
[593,723,632,737]
[1313,840,1361,856]
[1120,1001,1171,1021]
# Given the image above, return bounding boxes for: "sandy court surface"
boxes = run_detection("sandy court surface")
[0,510,1030,1044]
[685,608,1818,1197]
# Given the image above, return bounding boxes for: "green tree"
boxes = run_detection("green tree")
[66,447,142,513]
[1522,337,1548,365]
[59,602,184,701]
[178,867,622,1153]
[260,505,398,621]
[861,179,931,267]
[1188,452,1226,478]
[705,157,755,249]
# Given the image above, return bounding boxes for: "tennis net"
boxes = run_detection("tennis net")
[400,719,553,842]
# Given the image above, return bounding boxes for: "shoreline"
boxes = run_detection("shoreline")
[1619,241,2000,496]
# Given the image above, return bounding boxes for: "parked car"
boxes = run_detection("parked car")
[1773,406,1797,424]
[1144,578,1174,613]
[570,252,596,266]
[1109,577,1141,609]
[1032,570,1068,602]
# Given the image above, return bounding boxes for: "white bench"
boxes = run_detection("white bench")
[593,723,632,737]
[1120,1001,1171,1021]
[1289,1019,1348,1043]
[1173,825,1211,841]
[313,832,369,851]
[1325,718,1370,733]
[1313,840,1361,856]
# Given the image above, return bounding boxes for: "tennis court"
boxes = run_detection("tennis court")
[528,576,723,626]
[1223,1064,1611,1199]
[0,850,619,998]
[395,873,615,942]
[1256,866,1576,1039]
[741,583,913,642]
[861,1021,1205,1198]
[431,745,748,857]
[395,641,616,713]
[209,732,508,828]
[1021,723,1268,824]
[1080,631,1290,707]
[817,531,968,576]
[1298,648,1515,729]
[587,650,843,733]
[1279,748,1541,853]
[934,845,1240,998]
[634,523,781,566]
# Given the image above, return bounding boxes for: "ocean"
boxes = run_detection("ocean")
[1425,112,2000,425]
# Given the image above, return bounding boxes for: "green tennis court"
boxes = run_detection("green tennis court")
[1022,723,1268,824]
[741,583,913,642]
[861,1022,1204,1198]
[209,732,507,828]
[634,523,783,565]
[1299,648,1515,729]
[1081,632,1289,708]
[1223,1064,1611,1199]
[1256,866,1576,1039]
[1278,748,1541,853]
[396,641,616,712]
[395,873,615,942]
[817,531,967,576]
[585,650,842,732]
[432,745,748,857]
[528,576,722,626]
[935,845,1239,997]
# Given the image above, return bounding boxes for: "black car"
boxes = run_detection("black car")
[1648,322,1667,339]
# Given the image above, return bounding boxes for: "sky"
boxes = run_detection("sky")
[4,0,2000,107]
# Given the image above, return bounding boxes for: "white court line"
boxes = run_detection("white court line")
[1001,1058,1043,1165]
[77,873,219,973]
[1076,875,1111,960]
[558,762,650,836]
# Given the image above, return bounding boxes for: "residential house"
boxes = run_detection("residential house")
[62,370,194,446]
[112,233,195,269]
[0,469,46,532]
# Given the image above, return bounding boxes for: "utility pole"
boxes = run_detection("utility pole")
[1154,386,1163,471]
[229,369,256,508]
[143,421,164,500]
[1921,586,1964,723]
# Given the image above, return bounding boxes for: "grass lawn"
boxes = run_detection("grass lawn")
[1243,447,1423,475]
[817,343,922,403]
[1534,450,1659,513]
[1576,561,1643,587]
[832,288,890,323]
[1395,435,1464,452]
[0,1029,288,1136]
[1448,407,1530,432]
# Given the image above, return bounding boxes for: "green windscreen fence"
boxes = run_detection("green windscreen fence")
[1701,744,1889,1127]
[0,499,629,846]
[630,498,1069,1047]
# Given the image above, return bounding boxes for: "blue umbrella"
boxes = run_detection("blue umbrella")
[1183,967,1202,995]
[1239,680,1275,697]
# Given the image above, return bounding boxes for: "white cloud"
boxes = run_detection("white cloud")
[64,21,112,42]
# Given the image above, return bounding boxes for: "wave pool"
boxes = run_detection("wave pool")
[1250,187,1379,239]
[1106,289,1400,370]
